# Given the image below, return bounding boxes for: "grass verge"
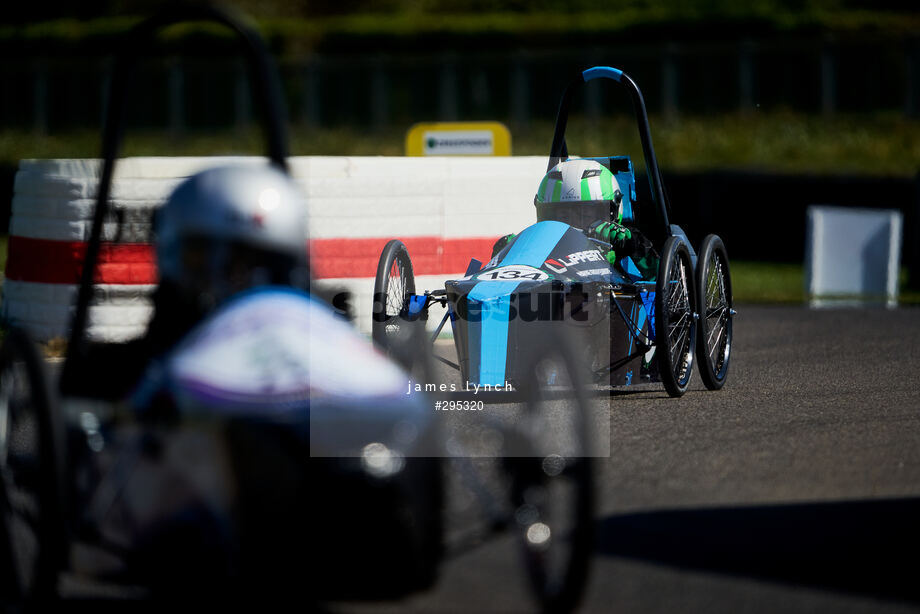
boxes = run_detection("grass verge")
[732,260,920,305]
[1,112,918,177]
[731,260,805,304]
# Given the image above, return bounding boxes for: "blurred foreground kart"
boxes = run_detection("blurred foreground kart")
[0,3,441,607]
[374,66,735,398]
[1,7,596,613]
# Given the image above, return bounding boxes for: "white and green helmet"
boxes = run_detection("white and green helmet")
[535,159,623,220]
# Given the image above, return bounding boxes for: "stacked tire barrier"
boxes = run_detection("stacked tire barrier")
[2,156,547,341]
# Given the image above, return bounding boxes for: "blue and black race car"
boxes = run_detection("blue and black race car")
[373,66,735,398]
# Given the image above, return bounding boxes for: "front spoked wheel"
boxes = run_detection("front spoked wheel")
[655,236,698,398]
[0,327,67,608]
[372,240,417,351]
[695,234,734,390]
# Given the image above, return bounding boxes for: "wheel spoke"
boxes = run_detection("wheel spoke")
[381,255,412,340]
[668,310,691,362]
[708,324,725,362]
[708,257,729,366]
[706,254,719,308]
[707,313,724,348]
[664,256,693,375]
[698,247,732,382]
[716,259,727,305]
[670,328,688,366]
[386,261,406,317]
[386,260,403,317]
[668,310,690,336]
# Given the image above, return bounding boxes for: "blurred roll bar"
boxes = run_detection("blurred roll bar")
[62,2,290,393]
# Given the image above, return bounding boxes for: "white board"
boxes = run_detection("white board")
[805,205,903,308]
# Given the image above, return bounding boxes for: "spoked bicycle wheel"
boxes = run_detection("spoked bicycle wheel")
[0,327,67,607]
[695,234,734,390]
[372,240,418,350]
[655,236,698,398]
[505,330,595,614]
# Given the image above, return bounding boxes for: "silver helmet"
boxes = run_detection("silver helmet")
[155,164,308,309]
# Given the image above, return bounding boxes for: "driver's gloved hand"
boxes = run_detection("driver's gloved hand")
[587,220,632,248]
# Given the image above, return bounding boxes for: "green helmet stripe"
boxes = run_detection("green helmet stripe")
[536,160,621,204]
[579,178,591,201]
[600,171,614,199]
[537,175,548,202]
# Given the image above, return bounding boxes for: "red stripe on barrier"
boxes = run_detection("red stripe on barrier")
[5,236,158,284]
[310,236,496,278]
[442,237,499,275]
[5,235,501,284]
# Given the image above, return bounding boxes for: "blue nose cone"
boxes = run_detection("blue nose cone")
[466,281,519,387]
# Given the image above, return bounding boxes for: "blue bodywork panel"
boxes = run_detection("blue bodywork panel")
[443,220,659,387]
[464,221,570,386]
[498,220,570,267]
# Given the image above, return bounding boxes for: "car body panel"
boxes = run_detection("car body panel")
[443,216,655,387]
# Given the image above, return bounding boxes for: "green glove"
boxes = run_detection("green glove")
[589,220,631,247]
[605,250,618,266]
[608,222,631,246]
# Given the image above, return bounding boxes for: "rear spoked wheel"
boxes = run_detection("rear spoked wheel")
[655,236,698,398]
[0,327,67,609]
[372,240,417,351]
[508,331,594,614]
[695,234,733,390]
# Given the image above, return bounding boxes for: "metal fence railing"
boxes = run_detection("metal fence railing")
[0,37,917,134]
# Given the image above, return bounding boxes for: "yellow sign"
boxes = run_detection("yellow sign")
[406,122,511,156]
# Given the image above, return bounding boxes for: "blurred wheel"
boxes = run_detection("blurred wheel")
[509,331,594,614]
[0,327,67,608]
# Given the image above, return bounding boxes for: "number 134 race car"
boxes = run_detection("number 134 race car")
[373,66,735,397]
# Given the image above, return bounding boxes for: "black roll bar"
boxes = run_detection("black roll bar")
[548,66,672,233]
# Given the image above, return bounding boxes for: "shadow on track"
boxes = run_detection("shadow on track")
[596,497,920,603]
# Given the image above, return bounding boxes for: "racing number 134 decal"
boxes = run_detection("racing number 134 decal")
[475,265,549,281]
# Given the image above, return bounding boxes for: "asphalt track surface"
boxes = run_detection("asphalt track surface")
[15,305,919,611]
[335,304,920,614]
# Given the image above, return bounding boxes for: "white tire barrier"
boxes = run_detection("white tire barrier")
[2,156,547,341]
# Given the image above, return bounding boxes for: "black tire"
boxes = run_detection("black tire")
[655,236,698,398]
[695,235,734,390]
[372,239,418,351]
[509,331,594,614]
[0,327,67,608]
